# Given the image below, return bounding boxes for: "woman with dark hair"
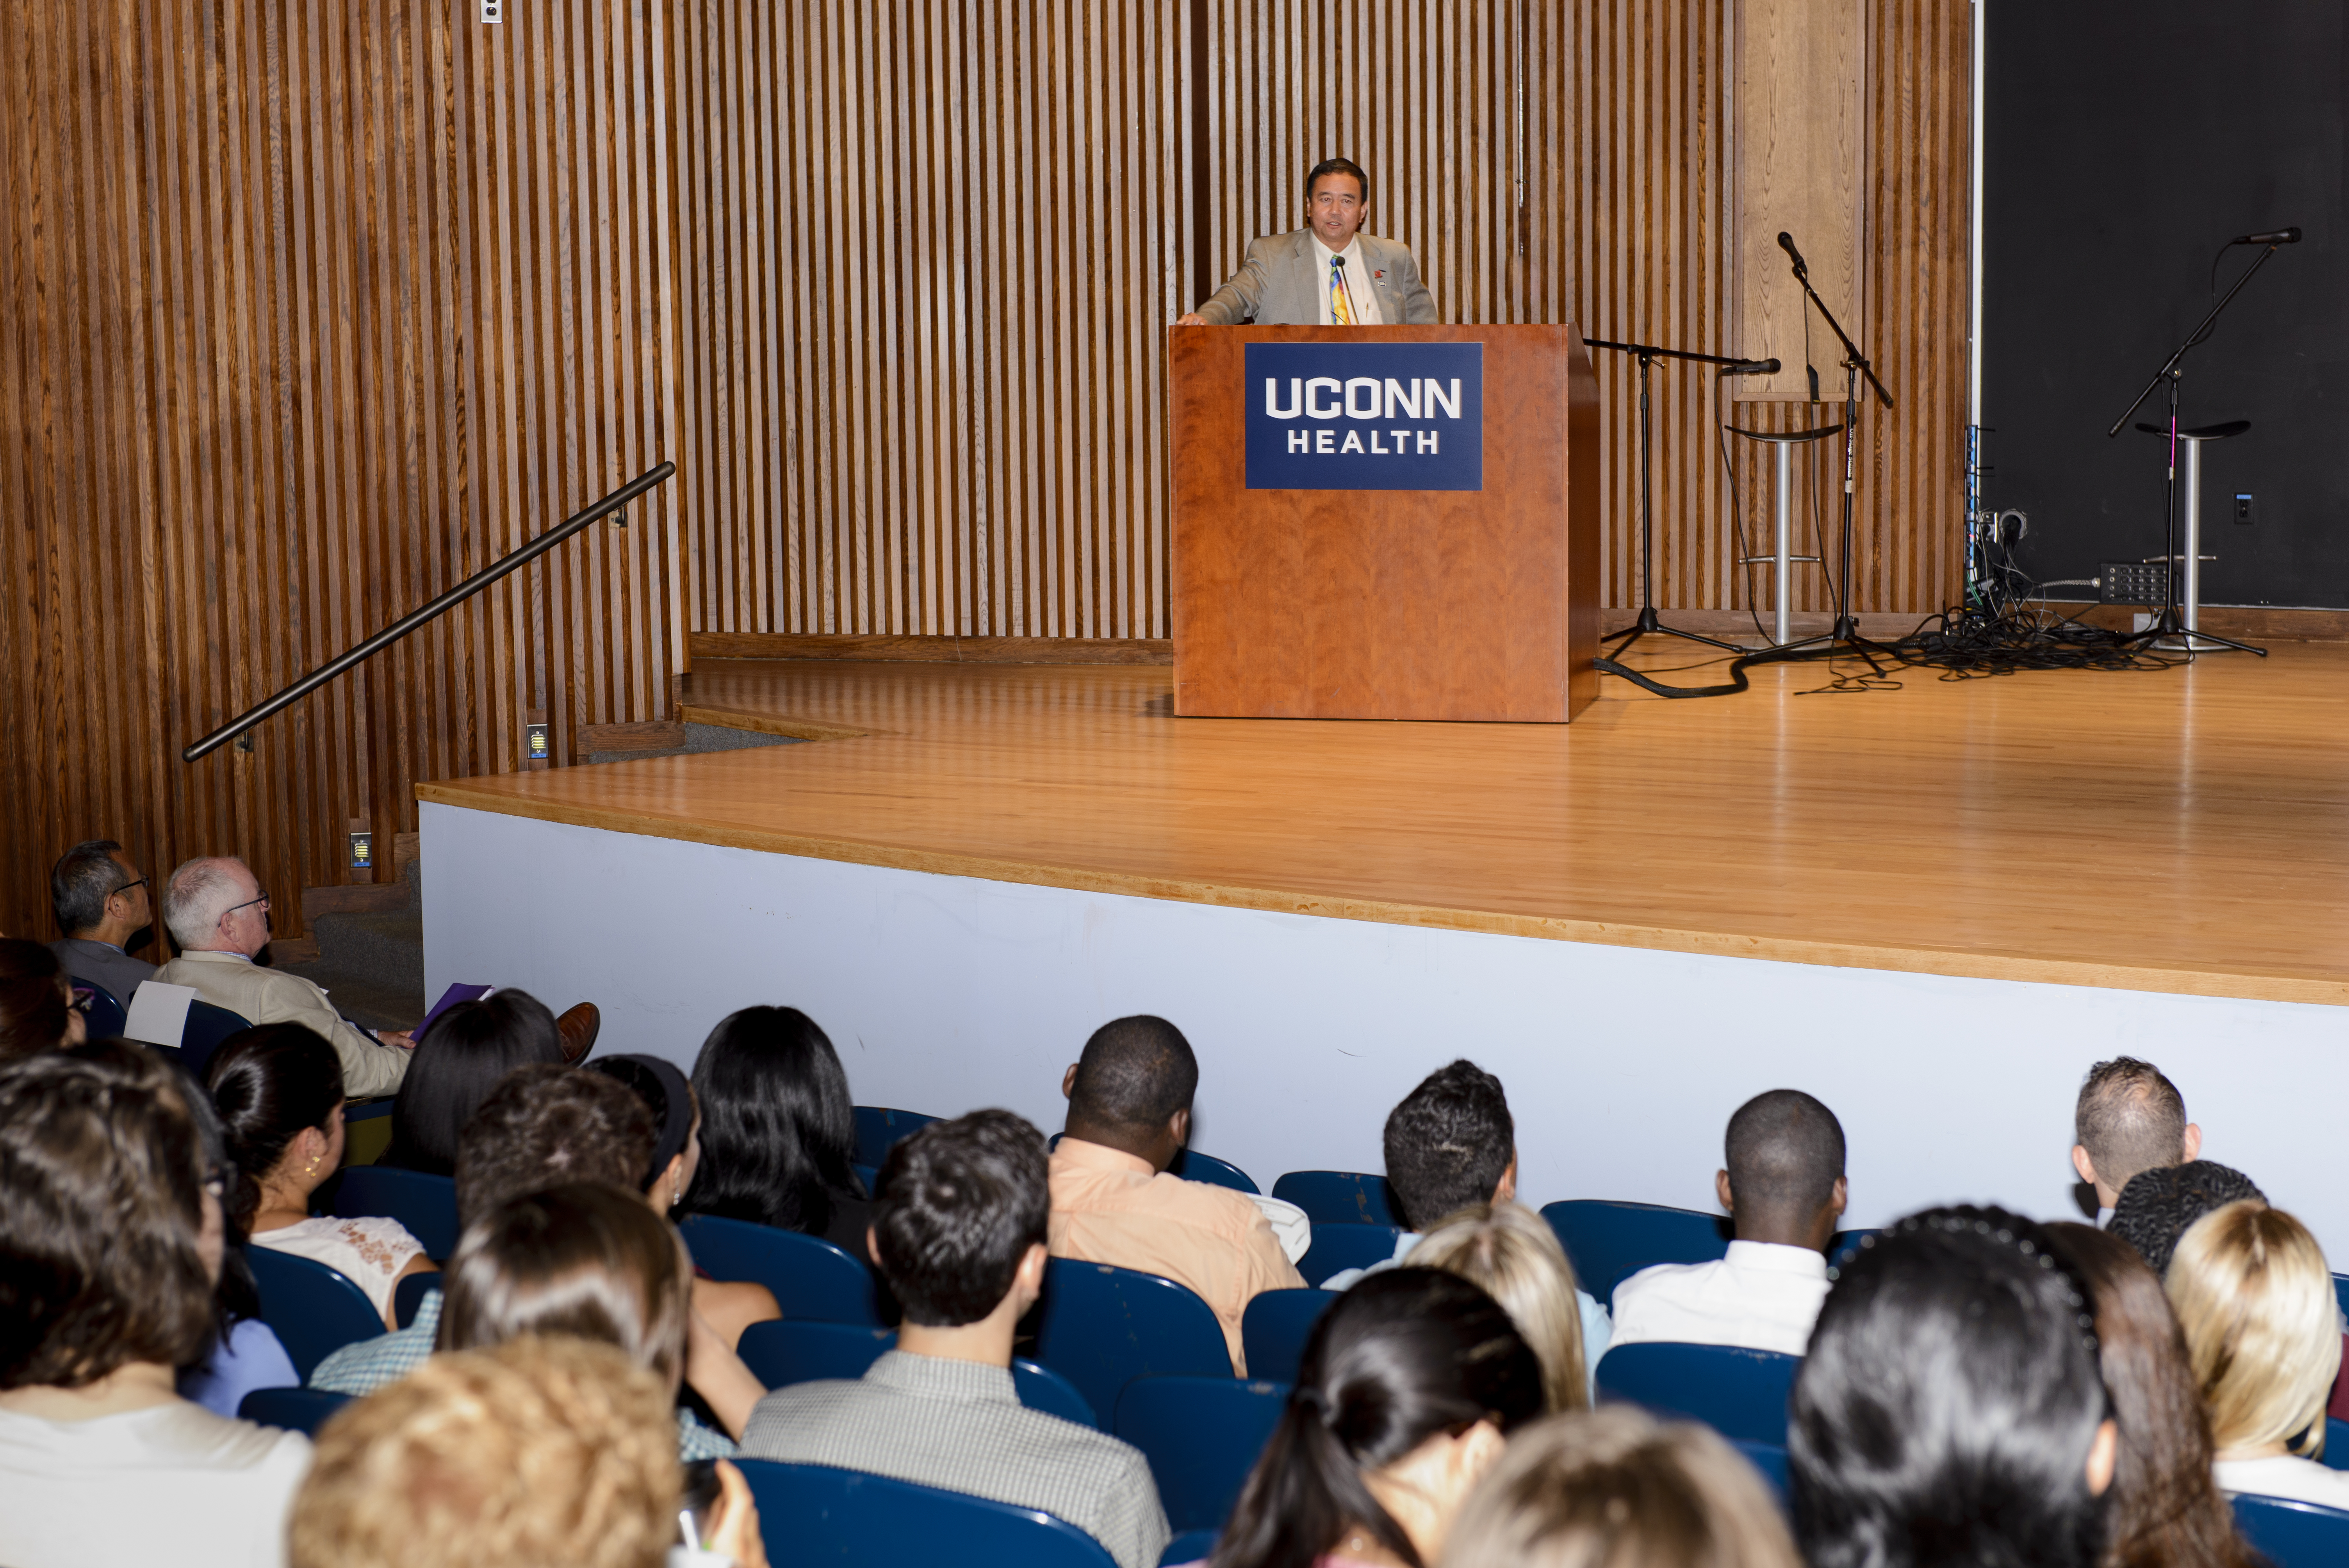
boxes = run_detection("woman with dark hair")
[1790,1206,2119,1568]
[1212,1267,1544,1568]
[2042,1223,2260,1568]
[208,1024,437,1328]
[0,1042,310,1568]
[382,989,568,1174]
[682,1005,872,1253]
[0,937,84,1057]
[175,1068,301,1419]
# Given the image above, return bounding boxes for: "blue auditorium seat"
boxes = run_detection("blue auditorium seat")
[1297,1224,1404,1287]
[2230,1493,2349,1568]
[1541,1200,1730,1302]
[1241,1288,1337,1385]
[2334,1272,2349,1326]
[69,977,127,1041]
[392,1271,437,1328]
[245,1245,385,1380]
[677,1212,882,1326]
[1732,1438,1790,1502]
[1012,1358,1099,1429]
[1114,1376,1288,1533]
[736,1319,1099,1429]
[1595,1342,1800,1447]
[331,1165,460,1258]
[1161,1530,1219,1566]
[1270,1170,1398,1227]
[737,1459,1119,1567]
[1166,1147,1259,1194]
[177,1000,253,1078]
[238,1386,352,1436]
[2322,1417,2349,1473]
[1034,1260,1232,1428]
[852,1106,939,1169]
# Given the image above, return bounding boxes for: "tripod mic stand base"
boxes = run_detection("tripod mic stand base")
[1603,605,1753,656]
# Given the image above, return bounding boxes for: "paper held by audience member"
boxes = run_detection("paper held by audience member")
[122,981,199,1048]
[417,982,494,1037]
[1248,1193,1314,1264]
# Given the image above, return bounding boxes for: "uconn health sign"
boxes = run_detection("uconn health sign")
[1244,342,1483,492]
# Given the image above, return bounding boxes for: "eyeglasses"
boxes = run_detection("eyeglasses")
[220,892,271,920]
[67,989,94,1015]
[109,877,148,898]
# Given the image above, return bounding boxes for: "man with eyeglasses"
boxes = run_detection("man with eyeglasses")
[48,839,159,1003]
[1174,157,1437,328]
[153,856,414,1097]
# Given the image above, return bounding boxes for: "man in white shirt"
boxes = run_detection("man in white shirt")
[1177,157,1438,328]
[2071,1057,2199,1229]
[1610,1090,1848,1359]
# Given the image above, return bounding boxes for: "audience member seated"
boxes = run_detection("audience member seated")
[310,1060,652,1389]
[1410,1201,1591,1412]
[744,1107,1169,1568]
[381,989,570,1174]
[1212,1267,1543,1568]
[2108,1161,2265,1276]
[683,1004,875,1256]
[207,1024,438,1328]
[1790,1207,2117,1568]
[439,1181,765,1456]
[1444,1406,1802,1568]
[2042,1222,2261,1568]
[290,1335,768,1568]
[175,1067,300,1418]
[47,838,156,1001]
[1611,1088,1847,1358]
[1048,1015,1303,1374]
[0,1042,312,1568]
[0,938,85,1057]
[2166,1198,2349,1509]
[153,857,413,1096]
[2073,1057,2201,1227]
[586,1053,780,1346]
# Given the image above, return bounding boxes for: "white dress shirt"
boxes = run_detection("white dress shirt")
[2214,1454,2349,1511]
[1609,1240,1832,1358]
[1312,235,1384,326]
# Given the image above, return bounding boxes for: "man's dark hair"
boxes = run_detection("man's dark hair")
[1066,1015,1197,1134]
[2107,1160,2265,1278]
[2075,1058,2188,1194]
[1724,1089,1846,1218]
[50,840,127,936]
[388,990,568,1176]
[871,1108,1049,1328]
[454,1063,656,1229]
[1305,156,1370,204]
[1383,1059,1513,1231]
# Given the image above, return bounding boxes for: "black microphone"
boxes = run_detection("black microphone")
[1721,358,1782,376]
[1333,254,1365,321]
[1777,231,1807,274]
[2231,227,2301,246]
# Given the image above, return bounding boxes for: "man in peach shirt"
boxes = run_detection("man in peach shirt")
[1047,1016,1303,1374]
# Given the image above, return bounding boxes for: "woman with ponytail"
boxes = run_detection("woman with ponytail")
[1211,1268,1543,1568]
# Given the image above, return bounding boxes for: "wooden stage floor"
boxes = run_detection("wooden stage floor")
[418,643,2349,1007]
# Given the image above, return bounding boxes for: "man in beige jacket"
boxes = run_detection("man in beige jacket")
[1177,157,1437,329]
[153,856,413,1098]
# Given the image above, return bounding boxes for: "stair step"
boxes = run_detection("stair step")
[310,909,424,998]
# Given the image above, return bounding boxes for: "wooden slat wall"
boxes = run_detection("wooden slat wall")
[0,0,683,941]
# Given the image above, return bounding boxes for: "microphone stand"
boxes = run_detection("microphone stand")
[1584,337,1777,656]
[2103,240,2287,657]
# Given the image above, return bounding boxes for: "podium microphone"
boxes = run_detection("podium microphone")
[1333,254,1365,322]
[2231,227,2301,246]
[1722,357,1781,377]
[1777,231,1808,275]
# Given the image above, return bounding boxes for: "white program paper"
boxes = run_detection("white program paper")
[122,981,200,1048]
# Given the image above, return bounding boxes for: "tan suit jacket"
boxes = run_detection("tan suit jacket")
[154,950,410,1098]
[1194,229,1438,327]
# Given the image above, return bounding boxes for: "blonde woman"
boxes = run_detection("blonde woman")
[1412,1202,1590,1412]
[2166,1199,2349,1508]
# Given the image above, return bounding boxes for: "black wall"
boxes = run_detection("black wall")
[1985,2,2349,606]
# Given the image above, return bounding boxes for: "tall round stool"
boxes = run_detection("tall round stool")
[1725,422,1843,645]
[2133,419,2249,649]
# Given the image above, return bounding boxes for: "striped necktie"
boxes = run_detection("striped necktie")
[1329,256,1354,325]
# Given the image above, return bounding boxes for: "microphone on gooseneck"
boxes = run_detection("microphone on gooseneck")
[2231,227,2302,246]
[1722,358,1782,377]
[1777,231,1808,276]
[1334,254,1365,322]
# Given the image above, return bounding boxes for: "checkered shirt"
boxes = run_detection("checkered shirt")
[740,1350,1170,1568]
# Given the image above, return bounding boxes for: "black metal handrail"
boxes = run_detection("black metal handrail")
[182,461,677,763]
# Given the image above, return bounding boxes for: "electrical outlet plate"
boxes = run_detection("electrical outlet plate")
[480,0,502,22]
[2235,493,2254,525]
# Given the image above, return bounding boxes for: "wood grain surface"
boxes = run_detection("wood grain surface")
[422,647,2349,1007]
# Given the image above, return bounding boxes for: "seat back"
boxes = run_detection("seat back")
[1732,1439,1790,1503]
[1297,1224,1404,1288]
[1012,1358,1099,1430]
[2230,1493,2349,1568]
[245,1245,386,1380]
[1240,1289,1338,1386]
[69,977,128,1041]
[1034,1259,1233,1427]
[331,1165,461,1259]
[677,1213,882,1325]
[178,1000,253,1078]
[1541,1201,1731,1302]
[1166,1148,1258,1194]
[1113,1375,1290,1533]
[738,1320,898,1388]
[2324,1417,2349,1474]
[852,1106,939,1169]
[2335,1272,2349,1327]
[1269,1171,1398,1228]
[1596,1342,1800,1446]
[238,1386,353,1437]
[735,1459,1120,1568]
[392,1272,438,1329]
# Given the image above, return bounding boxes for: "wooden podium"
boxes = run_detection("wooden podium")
[1169,324,1600,722]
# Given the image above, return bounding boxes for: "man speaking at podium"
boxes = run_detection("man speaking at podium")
[1176,157,1437,328]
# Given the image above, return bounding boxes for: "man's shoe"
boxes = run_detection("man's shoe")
[557,1003,601,1064]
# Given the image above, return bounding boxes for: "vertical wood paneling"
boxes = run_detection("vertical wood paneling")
[0,1,682,941]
